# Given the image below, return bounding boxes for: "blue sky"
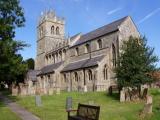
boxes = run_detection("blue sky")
[16,0,160,67]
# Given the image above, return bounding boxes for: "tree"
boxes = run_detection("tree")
[25,58,35,70]
[116,36,159,97]
[0,0,28,87]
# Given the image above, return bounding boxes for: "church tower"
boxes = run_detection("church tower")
[35,10,65,70]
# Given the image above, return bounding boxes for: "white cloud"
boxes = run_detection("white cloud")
[138,8,160,24]
[107,7,122,15]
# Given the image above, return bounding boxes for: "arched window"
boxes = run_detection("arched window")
[59,51,62,61]
[64,74,67,83]
[103,65,108,80]
[112,44,116,67]
[56,27,60,35]
[75,47,79,56]
[52,54,55,63]
[56,52,58,62]
[51,26,54,34]
[63,49,66,59]
[85,44,90,53]
[97,39,102,49]
[46,56,48,64]
[74,72,78,82]
[49,55,51,64]
[88,70,92,81]
[39,27,43,37]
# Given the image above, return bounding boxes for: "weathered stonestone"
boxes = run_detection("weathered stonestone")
[48,88,54,95]
[120,89,125,102]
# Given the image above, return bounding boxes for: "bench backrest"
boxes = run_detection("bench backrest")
[77,103,100,120]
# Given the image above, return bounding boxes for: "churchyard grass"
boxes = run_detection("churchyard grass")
[0,101,21,120]
[4,88,160,120]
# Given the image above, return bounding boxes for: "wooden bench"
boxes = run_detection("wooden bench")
[67,103,100,120]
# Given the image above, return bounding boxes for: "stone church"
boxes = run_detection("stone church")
[27,10,139,94]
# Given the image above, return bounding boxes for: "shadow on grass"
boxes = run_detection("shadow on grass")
[106,92,120,101]
[0,101,5,108]
[150,91,160,96]
[1,89,20,102]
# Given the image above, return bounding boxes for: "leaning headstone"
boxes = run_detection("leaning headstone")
[120,89,125,102]
[142,88,148,99]
[139,95,153,118]
[146,95,152,113]
[35,95,42,107]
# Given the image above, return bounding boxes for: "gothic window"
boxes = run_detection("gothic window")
[85,44,90,53]
[48,75,53,88]
[51,26,54,34]
[88,69,92,81]
[75,47,79,56]
[97,39,102,49]
[46,56,48,64]
[112,44,116,67]
[63,49,66,59]
[59,51,62,61]
[39,27,43,37]
[56,27,60,35]
[103,65,108,80]
[64,74,67,83]
[52,54,55,63]
[56,52,58,62]
[49,55,51,64]
[74,72,78,82]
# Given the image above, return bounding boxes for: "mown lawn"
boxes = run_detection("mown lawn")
[5,89,160,120]
[0,100,20,120]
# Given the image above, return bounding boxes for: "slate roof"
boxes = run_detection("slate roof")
[27,70,40,81]
[61,55,104,72]
[72,16,128,47]
[38,61,64,75]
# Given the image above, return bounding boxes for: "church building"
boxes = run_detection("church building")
[33,10,139,94]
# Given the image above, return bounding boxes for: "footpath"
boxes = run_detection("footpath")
[0,92,40,120]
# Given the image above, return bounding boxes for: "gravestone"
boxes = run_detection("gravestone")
[120,89,125,102]
[125,91,131,101]
[12,84,18,96]
[49,88,53,95]
[88,100,94,105]
[35,95,42,107]
[142,88,148,99]
[56,87,60,94]
[66,97,72,110]
[146,95,152,113]
[84,85,87,92]
[139,95,153,118]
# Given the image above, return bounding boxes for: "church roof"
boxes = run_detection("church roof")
[61,55,104,72]
[26,70,40,81]
[72,16,128,47]
[38,61,64,75]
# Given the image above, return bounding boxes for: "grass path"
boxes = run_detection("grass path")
[0,100,21,120]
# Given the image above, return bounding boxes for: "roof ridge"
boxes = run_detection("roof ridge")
[82,16,129,37]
